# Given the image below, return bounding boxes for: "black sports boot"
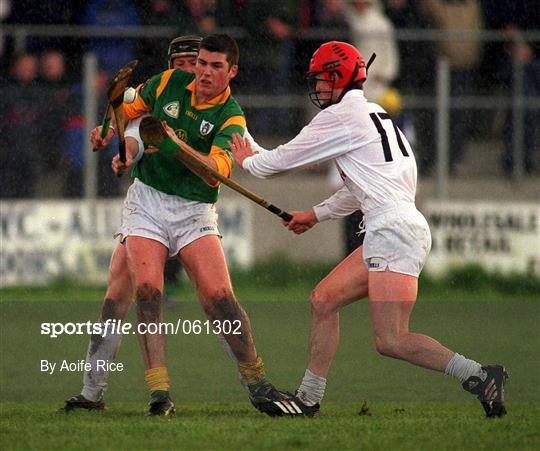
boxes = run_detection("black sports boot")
[290,391,321,417]
[60,394,105,412]
[462,365,508,417]
[147,390,175,417]
[248,380,304,417]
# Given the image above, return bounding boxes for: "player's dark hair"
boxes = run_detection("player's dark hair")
[200,34,239,67]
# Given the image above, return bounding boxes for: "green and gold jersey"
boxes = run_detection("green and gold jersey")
[124,69,246,203]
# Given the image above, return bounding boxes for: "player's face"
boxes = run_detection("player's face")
[315,76,343,106]
[171,55,197,72]
[195,49,238,102]
[315,78,332,104]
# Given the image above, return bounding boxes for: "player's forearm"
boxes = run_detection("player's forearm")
[242,112,347,178]
[125,137,142,161]
[242,153,282,179]
[313,187,362,222]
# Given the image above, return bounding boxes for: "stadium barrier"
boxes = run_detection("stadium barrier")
[0,198,253,286]
[1,197,538,286]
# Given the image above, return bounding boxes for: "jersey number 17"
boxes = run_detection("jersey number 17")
[369,112,410,162]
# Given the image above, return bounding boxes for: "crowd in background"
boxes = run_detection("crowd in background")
[0,0,538,198]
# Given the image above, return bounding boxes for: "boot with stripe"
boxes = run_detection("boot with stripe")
[462,365,508,417]
[248,381,304,416]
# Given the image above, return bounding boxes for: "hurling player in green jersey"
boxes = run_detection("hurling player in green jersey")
[63,34,299,418]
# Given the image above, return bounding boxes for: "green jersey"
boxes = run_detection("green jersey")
[126,69,246,203]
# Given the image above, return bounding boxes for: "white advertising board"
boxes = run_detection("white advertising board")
[423,201,540,275]
[0,199,252,286]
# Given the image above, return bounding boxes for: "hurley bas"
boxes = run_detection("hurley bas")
[41,359,124,375]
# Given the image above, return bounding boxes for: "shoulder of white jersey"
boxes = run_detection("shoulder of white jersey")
[367,101,387,114]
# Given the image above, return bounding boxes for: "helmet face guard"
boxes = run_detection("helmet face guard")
[307,72,336,110]
[168,36,202,68]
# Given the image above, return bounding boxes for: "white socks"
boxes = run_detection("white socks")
[297,369,327,406]
[81,323,123,402]
[444,353,486,383]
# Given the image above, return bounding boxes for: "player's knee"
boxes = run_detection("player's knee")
[200,287,236,316]
[373,333,401,358]
[136,282,161,300]
[310,286,339,317]
[105,279,133,303]
[135,283,162,321]
[100,298,129,321]
[202,286,235,305]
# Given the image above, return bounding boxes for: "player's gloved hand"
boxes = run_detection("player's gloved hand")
[91,125,115,150]
[283,209,318,234]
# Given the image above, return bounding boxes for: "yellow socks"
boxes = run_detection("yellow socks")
[238,356,266,386]
[145,367,170,393]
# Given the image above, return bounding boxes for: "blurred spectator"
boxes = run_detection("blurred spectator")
[136,0,243,81]
[294,0,351,87]
[40,50,67,84]
[499,29,539,175]
[0,53,42,198]
[81,0,140,77]
[345,0,399,103]
[136,0,181,80]
[383,0,436,176]
[482,0,539,175]
[38,50,70,174]
[5,1,80,72]
[178,0,218,34]
[62,68,121,197]
[384,0,435,93]
[313,0,350,38]
[243,1,299,135]
[419,0,484,175]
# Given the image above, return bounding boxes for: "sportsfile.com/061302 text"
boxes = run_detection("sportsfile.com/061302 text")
[40,319,242,338]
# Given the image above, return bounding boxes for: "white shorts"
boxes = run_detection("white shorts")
[363,203,431,277]
[114,178,220,257]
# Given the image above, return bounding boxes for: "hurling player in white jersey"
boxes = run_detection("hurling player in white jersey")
[231,41,508,418]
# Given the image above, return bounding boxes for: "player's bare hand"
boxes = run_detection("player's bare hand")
[144,145,160,155]
[162,121,184,145]
[229,133,254,168]
[282,209,318,234]
[111,153,132,176]
[91,125,115,150]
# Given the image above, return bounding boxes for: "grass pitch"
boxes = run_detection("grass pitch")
[2,402,539,450]
[1,268,539,450]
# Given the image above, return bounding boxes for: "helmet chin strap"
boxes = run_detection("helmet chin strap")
[335,52,377,104]
[366,53,377,73]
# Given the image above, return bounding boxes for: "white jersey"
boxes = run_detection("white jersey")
[242,89,418,221]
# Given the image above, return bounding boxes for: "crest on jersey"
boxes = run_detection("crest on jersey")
[176,129,187,141]
[163,101,179,118]
[200,120,214,136]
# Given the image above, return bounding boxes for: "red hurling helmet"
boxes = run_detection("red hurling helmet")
[307,41,367,109]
